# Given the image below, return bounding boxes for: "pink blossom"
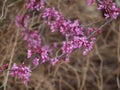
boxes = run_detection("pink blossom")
[64,57,70,62]
[60,19,71,35]
[42,7,65,32]
[27,0,44,11]
[15,14,23,27]
[97,0,120,19]
[22,29,50,63]
[23,15,30,28]
[10,63,31,85]
[22,30,41,49]
[62,41,74,55]
[51,58,59,66]
[27,49,32,59]
[70,20,84,36]
[41,46,50,63]
[87,0,95,6]
[83,37,95,55]
[53,42,58,48]
[33,58,39,66]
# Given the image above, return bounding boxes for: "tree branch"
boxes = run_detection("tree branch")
[0,0,7,21]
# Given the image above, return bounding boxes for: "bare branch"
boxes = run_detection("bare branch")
[0,0,7,21]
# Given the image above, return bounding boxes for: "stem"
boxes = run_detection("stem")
[0,0,7,21]
[88,18,114,39]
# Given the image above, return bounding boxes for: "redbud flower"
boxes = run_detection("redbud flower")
[62,41,74,55]
[10,63,31,85]
[51,58,59,66]
[27,0,44,11]
[15,14,23,28]
[27,49,32,59]
[87,0,95,6]
[98,0,120,19]
[33,58,40,66]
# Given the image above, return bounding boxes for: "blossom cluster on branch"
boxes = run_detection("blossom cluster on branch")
[10,63,31,85]
[88,0,120,19]
[1,0,119,85]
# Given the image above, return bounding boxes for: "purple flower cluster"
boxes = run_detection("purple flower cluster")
[62,36,95,56]
[26,0,44,11]
[42,7,65,32]
[22,30,41,49]
[15,0,97,68]
[15,14,23,28]
[98,0,120,19]
[87,0,120,19]
[10,63,31,85]
[22,30,50,65]
[15,14,30,28]
[42,7,95,57]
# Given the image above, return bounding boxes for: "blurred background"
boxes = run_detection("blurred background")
[0,0,120,90]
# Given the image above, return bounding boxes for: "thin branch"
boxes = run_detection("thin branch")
[3,25,19,90]
[8,0,22,8]
[88,18,114,39]
[0,0,7,21]
[96,0,101,4]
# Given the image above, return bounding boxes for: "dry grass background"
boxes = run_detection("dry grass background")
[0,0,120,90]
